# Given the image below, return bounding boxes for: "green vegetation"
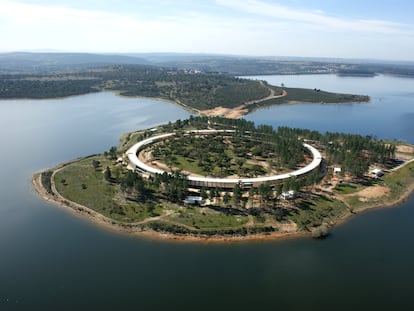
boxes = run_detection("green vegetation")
[142,221,276,237]
[0,65,270,110]
[333,183,361,194]
[343,161,414,211]
[54,156,166,222]
[287,195,348,230]
[40,171,53,194]
[0,64,368,112]
[383,162,414,196]
[166,207,249,229]
[151,130,305,177]
[54,156,121,218]
[2,52,414,77]
[36,116,412,239]
[153,56,414,77]
[249,87,369,112]
[0,78,100,99]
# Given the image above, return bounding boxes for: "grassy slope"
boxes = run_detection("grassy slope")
[52,154,252,228]
[165,207,249,229]
[53,155,163,222]
[287,195,348,230]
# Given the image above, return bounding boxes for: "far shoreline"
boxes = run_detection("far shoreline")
[0,82,370,120]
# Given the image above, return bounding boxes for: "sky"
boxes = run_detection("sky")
[1,0,414,60]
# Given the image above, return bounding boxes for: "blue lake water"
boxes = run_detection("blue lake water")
[245,74,414,143]
[0,76,414,310]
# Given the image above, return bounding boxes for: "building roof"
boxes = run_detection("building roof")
[127,130,322,186]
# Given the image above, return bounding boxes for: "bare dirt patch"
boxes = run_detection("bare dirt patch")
[397,145,414,154]
[200,86,287,119]
[278,221,298,233]
[356,186,390,201]
[396,145,414,161]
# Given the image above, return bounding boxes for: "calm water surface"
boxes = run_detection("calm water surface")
[0,78,414,310]
[245,74,414,142]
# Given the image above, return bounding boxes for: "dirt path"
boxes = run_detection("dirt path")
[33,167,176,232]
[246,215,254,227]
[200,82,287,119]
[390,157,414,172]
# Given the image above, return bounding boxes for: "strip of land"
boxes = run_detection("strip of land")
[201,82,288,118]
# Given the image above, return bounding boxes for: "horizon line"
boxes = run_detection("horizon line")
[1,50,414,64]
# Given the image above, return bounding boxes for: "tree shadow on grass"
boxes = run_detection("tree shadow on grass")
[296,200,316,211]
[207,205,248,216]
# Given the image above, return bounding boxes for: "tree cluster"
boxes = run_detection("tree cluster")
[0,77,99,99]
[0,65,272,110]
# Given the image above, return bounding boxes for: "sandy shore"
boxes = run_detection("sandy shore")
[200,88,287,119]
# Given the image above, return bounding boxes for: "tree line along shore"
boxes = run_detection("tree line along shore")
[33,116,414,241]
[0,65,369,114]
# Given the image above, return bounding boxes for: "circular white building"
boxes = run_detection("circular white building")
[127,130,322,189]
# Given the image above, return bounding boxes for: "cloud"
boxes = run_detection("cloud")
[216,0,414,35]
[0,0,283,53]
[0,1,108,25]
[0,0,413,59]
[0,0,182,51]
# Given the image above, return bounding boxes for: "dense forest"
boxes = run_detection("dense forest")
[0,78,100,99]
[0,65,271,110]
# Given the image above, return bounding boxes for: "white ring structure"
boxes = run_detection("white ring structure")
[127,130,322,188]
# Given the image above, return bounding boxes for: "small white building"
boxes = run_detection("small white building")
[333,167,342,175]
[184,196,203,205]
[280,190,297,200]
[371,168,384,177]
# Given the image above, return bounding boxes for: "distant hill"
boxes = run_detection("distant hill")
[126,52,236,64]
[0,52,149,72]
[130,53,414,76]
[1,52,414,77]
[146,55,414,76]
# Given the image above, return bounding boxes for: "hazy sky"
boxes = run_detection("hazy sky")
[1,0,414,60]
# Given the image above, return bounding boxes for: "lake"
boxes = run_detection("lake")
[1,75,414,310]
[245,74,414,142]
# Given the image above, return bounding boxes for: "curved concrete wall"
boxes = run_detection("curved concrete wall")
[127,130,322,188]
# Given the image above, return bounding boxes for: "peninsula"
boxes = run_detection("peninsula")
[33,116,414,241]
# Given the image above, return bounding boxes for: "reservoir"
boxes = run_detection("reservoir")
[1,75,414,310]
